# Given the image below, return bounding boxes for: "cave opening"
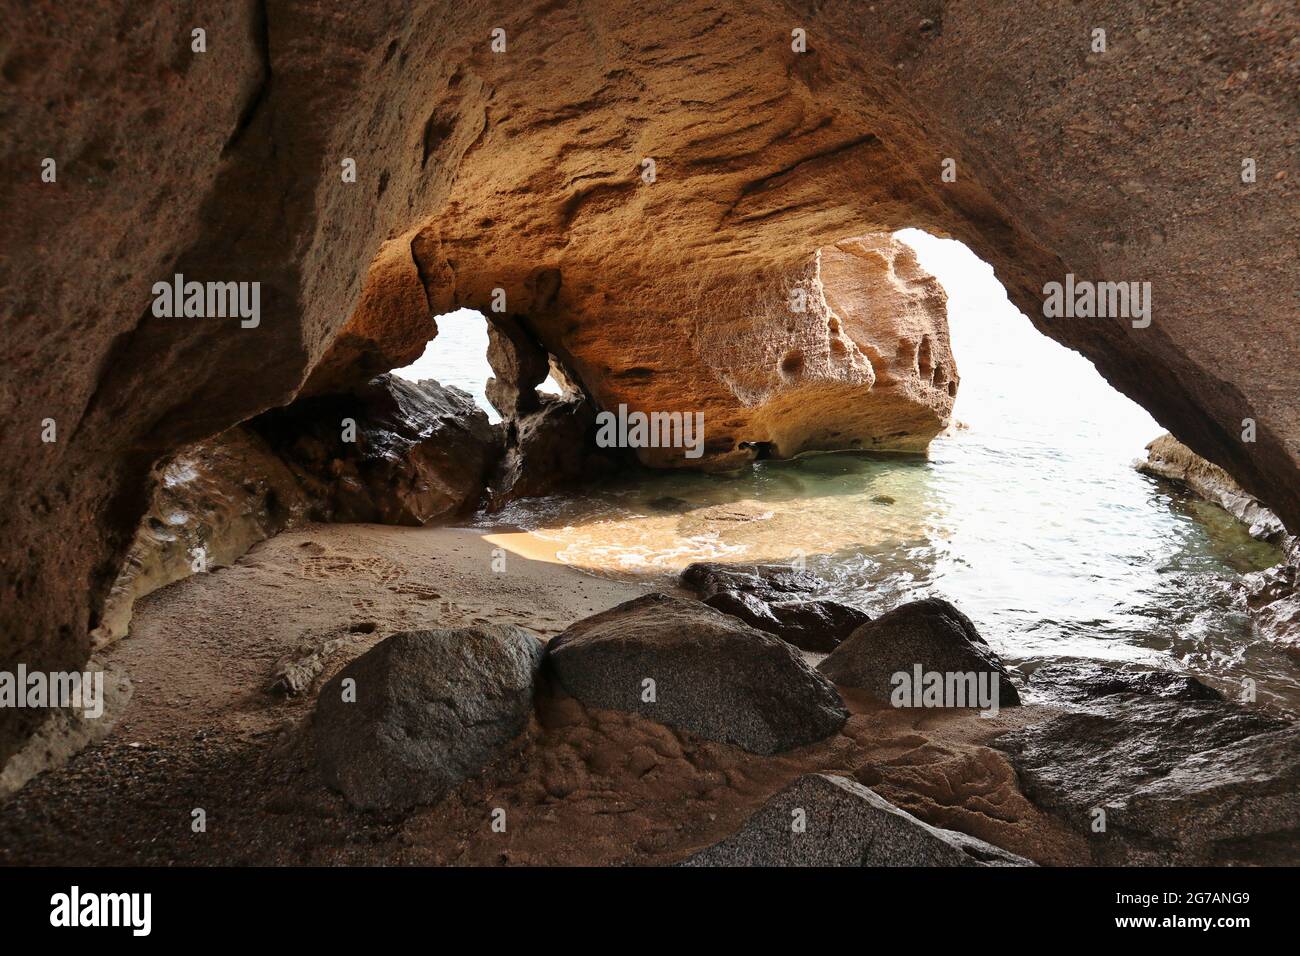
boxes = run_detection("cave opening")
[5,0,1297,878]
[458,230,1292,709]
[390,307,562,423]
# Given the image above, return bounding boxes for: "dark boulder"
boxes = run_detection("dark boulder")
[545,593,848,755]
[681,774,1032,866]
[314,625,544,810]
[994,663,1297,864]
[487,395,624,510]
[817,598,1020,707]
[679,562,869,653]
[484,313,551,418]
[251,374,499,525]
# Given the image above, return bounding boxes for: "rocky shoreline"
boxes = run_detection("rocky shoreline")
[1140,433,1299,657]
[3,514,1295,866]
[4,390,1296,866]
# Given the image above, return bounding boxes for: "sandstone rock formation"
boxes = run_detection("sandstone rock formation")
[314,625,545,810]
[302,239,440,398]
[1140,433,1286,542]
[94,375,497,657]
[2,0,1297,776]
[682,773,1031,867]
[93,428,314,648]
[0,661,132,797]
[656,233,958,466]
[484,313,553,418]
[994,663,1298,865]
[818,598,1021,707]
[679,562,869,652]
[545,594,849,754]
[1140,433,1299,654]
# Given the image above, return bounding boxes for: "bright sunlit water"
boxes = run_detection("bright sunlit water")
[398,235,1293,709]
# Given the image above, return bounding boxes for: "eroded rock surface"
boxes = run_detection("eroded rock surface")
[1140,433,1299,654]
[484,314,552,418]
[818,598,1021,707]
[680,562,869,652]
[1246,557,1300,657]
[545,594,849,754]
[0,661,132,797]
[1140,433,1287,541]
[994,663,1298,865]
[314,626,545,810]
[682,773,1031,867]
[303,239,439,397]
[1025,661,1223,705]
[96,375,498,651]
[3,0,1297,780]
[93,428,313,648]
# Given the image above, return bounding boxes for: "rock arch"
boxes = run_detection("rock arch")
[1,0,1295,769]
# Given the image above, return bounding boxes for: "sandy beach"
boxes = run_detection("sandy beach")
[0,523,1084,866]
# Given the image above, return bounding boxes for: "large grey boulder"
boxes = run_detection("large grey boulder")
[994,663,1298,864]
[682,774,1032,866]
[314,625,544,810]
[817,598,1020,707]
[680,562,869,652]
[544,593,849,754]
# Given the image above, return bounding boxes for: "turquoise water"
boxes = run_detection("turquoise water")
[400,235,1294,709]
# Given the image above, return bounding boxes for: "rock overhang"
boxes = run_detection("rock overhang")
[2,0,1296,774]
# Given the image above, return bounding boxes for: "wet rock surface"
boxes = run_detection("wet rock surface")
[1140,433,1287,542]
[682,773,1031,867]
[680,562,869,652]
[994,662,1299,865]
[314,625,545,810]
[1024,661,1224,704]
[817,598,1021,706]
[1139,433,1297,654]
[252,374,499,525]
[488,395,624,511]
[1246,559,1300,657]
[545,594,849,755]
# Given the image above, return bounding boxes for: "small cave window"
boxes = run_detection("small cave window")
[391,308,560,422]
